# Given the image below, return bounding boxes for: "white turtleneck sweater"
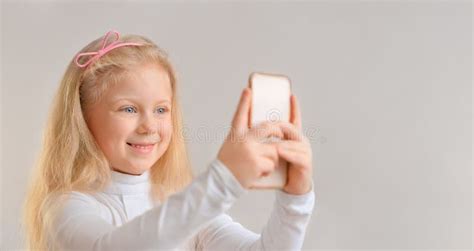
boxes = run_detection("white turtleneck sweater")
[46,159,315,250]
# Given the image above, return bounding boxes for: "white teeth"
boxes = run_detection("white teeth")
[132,144,149,149]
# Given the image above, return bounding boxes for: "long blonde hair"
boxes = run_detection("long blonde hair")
[22,32,193,250]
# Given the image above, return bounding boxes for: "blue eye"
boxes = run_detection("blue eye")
[156,107,168,114]
[122,106,137,113]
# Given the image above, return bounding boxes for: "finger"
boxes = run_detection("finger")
[250,121,284,141]
[290,95,302,130]
[279,121,303,141]
[231,88,252,134]
[277,140,308,155]
[277,146,308,168]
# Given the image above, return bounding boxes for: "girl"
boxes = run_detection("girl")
[23,30,315,250]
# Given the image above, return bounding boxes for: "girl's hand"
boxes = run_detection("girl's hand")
[218,88,284,189]
[278,95,313,195]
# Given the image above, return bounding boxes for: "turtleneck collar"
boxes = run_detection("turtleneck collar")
[103,169,152,195]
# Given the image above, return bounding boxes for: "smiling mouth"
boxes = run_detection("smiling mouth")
[126,142,156,153]
[127,142,155,147]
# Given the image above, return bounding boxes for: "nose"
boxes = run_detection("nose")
[137,112,159,135]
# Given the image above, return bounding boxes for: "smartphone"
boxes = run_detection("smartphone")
[248,72,292,189]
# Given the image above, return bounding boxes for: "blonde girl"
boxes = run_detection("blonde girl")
[23,30,315,250]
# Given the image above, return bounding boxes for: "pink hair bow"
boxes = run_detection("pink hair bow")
[74,30,143,68]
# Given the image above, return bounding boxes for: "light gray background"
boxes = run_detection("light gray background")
[1,0,472,250]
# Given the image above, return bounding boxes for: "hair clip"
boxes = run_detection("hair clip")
[74,30,143,68]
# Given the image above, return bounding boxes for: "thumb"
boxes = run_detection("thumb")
[231,88,251,134]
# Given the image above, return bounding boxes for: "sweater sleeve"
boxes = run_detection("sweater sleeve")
[195,173,315,250]
[46,159,247,251]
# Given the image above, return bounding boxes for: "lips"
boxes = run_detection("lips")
[126,142,156,153]
[127,142,155,147]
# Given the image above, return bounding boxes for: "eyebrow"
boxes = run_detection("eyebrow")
[112,97,171,105]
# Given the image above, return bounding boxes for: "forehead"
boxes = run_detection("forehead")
[106,64,173,101]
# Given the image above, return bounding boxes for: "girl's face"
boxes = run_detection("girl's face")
[85,63,173,175]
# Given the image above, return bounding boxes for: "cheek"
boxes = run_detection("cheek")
[159,120,173,144]
[104,122,132,142]
[88,115,134,152]
[154,121,173,159]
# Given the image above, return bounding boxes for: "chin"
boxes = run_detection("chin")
[134,163,155,173]
[114,162,151,175]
